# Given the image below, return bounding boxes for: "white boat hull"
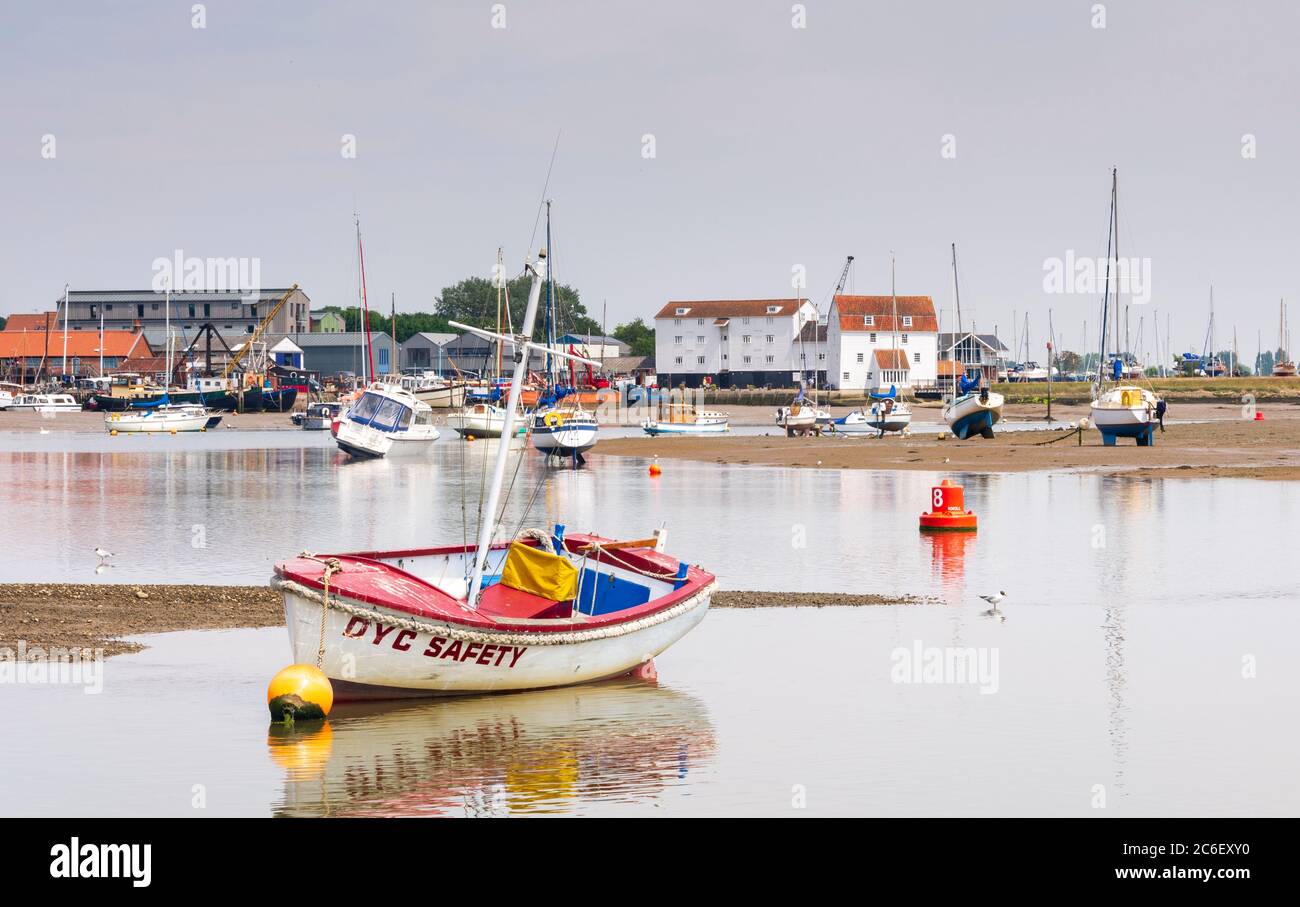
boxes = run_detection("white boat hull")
[412,384,468,408]
[641,418,728,435]
[279,582,712,695]
[532,423,598,455]
[447,409,523,438]
[105,411,209,433]
[943,391,1004,440]
[1090,386,1159,444]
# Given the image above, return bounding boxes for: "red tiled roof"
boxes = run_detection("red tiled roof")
[834,295,937,332]
[655,299,807,319]
[3,312,57,331]
[0,331,151,360]
[873,349,910,370]
[937,360,965,376]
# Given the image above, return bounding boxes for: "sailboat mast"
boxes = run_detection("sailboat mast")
[390,293,398,379]
[545,201,554,386]
[467,252,549,605]
[1097,168,1117,385]
[890,251,899,388]
[356,218,374,383]
[951,243,963,374]
[496,248,505,379]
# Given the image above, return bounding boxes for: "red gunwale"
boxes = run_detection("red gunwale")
[273,532,715,633]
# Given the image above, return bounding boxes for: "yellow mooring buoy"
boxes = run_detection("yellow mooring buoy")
[267,664,334,722]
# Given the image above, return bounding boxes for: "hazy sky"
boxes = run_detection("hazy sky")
[3,1,1299,360]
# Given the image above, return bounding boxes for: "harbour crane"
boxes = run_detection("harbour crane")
[222,284,300,381]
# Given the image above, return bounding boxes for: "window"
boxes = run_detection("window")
[105,304,113,311]
[914,352,921,363]
[251,305,258,318]
[901,334,908,344]
[188,303,196,317]
[800,352,806,361]
[223,325,233,330]
[151,302,160,310]
[765,355,774,364]
[246,325,255,333]
[674,335,683,345]
[722,353,728,360]
[696,336,705,344]
[869,332,877,343]
[697,318,704,325]
[675,307,689,316]
[674,356,683,365]
[766,305,780,314]
[742,335,751,344]
[902,316,913,328]
[765,334,774,343]
[843,372,850,381]
[203,303,210,317]
[818,352,825,361]
[856,352,864,363]
[673,318,681,326]
[742,316,750,324]
[766,316,773,325]
[137,304,145,318]
[696,356,705,365]
[864,315,874,326]
[743,355,752,364]
[720,334,728,342]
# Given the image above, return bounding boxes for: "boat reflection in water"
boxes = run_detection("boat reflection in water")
[269,678,715,817]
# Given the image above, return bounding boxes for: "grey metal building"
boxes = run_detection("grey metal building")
[58,288,311,349]
[294,332,403,379]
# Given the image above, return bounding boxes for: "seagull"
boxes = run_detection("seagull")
[979,590,1007,621]
[94,547,113,560]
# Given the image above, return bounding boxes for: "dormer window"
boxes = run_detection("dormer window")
[864,315,874,326]
[902,316,913,328]
[766,305,781,314]
[675,307,690,316]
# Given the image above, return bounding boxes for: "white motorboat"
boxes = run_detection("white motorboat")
[302,401,342,431]
[401,372,469,408]
[641,402,729,435]
[9,393,80,413]
[334,383,439,458]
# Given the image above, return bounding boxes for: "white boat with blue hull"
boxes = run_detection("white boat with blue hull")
[531,405,599,459]
[335,383,439,458]
[944,378,1004,440]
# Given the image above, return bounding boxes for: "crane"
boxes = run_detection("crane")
[222,284,299,381]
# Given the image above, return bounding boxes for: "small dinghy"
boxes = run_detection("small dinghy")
[274,248,714,699]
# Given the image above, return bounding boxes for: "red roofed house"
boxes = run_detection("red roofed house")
[4,312,58,332]
[827,294,939,391]
[0,330,152,381]
[653,298,819,387]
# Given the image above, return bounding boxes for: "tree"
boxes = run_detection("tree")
[612,317,655,357]
[1257,349,1275,375]
[0,316,6,331]
[1055,350,1082,375]
[434,275,601,338]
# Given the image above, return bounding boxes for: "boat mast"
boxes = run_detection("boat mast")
[451,252,599,607]
[495,247,505,380]
[1096,168,1117,387]
[545,200,554,393]
[951,243,964,379]
[356,216,375,384]
[390,293,398,379]
[890,251,899,389]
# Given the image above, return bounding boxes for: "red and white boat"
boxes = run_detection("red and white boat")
[274,248,715,699]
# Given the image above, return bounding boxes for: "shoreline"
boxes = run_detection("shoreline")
[0,585,933,658]
[593,403,1300,480]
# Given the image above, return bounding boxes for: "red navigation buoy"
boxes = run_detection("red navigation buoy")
[648,456,662,477]
[1254,411,1265,421]
[919,478,977,531]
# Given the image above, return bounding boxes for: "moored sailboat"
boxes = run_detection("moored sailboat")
[942,244,1003,439]
[273,248,714,699]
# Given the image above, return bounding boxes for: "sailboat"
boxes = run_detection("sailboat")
[943,244,1004,439]
[838,254,913,437]
[1089,168,1163,446]
[1272,300,1296,377]
[529,203,599,461]
[273,248,714,698]
[447,249,527,439]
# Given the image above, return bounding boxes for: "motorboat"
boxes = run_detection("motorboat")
[334,383,440,458]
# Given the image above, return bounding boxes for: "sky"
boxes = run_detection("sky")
[2,1,1299,362]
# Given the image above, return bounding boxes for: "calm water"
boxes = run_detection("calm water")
[1,430,1298,816]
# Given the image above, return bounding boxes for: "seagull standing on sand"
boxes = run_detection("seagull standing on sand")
[979,590,1007,621]
[95,547,113,560]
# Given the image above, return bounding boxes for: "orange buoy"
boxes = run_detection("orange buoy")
[648,456,662,477]
[919,478,977,531]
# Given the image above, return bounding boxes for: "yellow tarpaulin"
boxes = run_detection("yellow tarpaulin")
[500,542,579,601]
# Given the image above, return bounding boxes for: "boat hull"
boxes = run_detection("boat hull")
[105,412,209,433]
[279,581,712,698]
[1090,387,1159,444]
[944,392,1004,440]
[641,419,728,435]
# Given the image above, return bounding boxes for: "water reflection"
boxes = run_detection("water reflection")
[269,679,715,817]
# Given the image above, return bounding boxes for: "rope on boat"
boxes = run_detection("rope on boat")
[271,577,716,648]
[298,551,343,667]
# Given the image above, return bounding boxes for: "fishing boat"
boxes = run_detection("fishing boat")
[529,202,599,462]
[334,382,440,458]
[9,393,80,412]
[105,400,212,433]
[641,401,729,435]
[302,401,342,431]
[1089,168,1163,446]
[273,248,714,699]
